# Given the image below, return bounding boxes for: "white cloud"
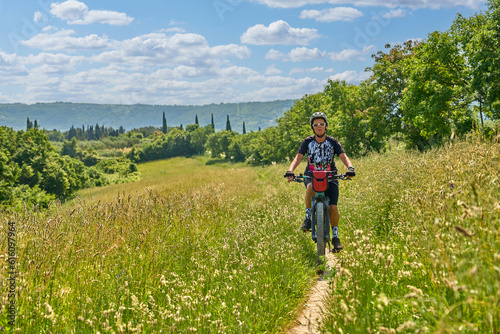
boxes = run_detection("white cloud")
[380,9,407,18]
[329,44,375,61]
[33,11,45,23]
[251,0,485,9]
[265,49,287,61]
[327,70,372,83]
[50,0,134,25]
[241,20,320,45]
[300,7,363,22]
[93,33,250,67]
[290,66,334,75]
[265,64,282,75]
[0,52,29,77]
[21,29,112,51]
[289,47,325,62]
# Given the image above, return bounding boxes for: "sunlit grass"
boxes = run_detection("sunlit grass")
[322,134,500,333]
[0,157,317,333]
[2,135,497,333]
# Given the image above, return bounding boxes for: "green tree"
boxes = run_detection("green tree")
[226,115,232,131]
[453,0,500,124]
[366,40,421,134]
[61,138,79,158]
[163,112,167,133]
[401,31,473,149]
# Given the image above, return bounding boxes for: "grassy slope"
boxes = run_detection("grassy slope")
[321,135,499,333]
[0,156,318,333]
[1,136,498,333]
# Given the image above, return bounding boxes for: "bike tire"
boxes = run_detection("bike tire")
[315,202,326,258]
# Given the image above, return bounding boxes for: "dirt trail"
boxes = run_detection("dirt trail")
[287,250,337,334]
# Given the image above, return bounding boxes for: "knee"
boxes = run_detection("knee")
[329,205,339,214]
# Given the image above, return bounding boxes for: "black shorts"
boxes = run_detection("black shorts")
[304,179,339,206]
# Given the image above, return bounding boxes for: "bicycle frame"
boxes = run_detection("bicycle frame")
[293,172,348,258]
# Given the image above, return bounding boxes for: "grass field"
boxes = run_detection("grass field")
[1,156,319,333]
[322,134,499,333]
[1,134,498,333]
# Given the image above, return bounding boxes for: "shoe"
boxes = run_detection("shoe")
[331,237,343,252]
[300,218,311,232]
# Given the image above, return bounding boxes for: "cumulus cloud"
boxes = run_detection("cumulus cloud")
[327,70,372,83]
[265,49,287,61]
[380,9,407,18]
[21,29,112,51]
[0,52,29,77]
[300,7,363,22]
[33,11,46,23]
[265,65,283,75]
[289,47,325,62]
[241,20,320,46]
[93,33,250,67]
[250,0,484,9]
[50,0,134,25]
[290,67,334,75]
[329,44,375,61]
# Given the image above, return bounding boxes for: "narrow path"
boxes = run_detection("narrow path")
[287,250,337,334]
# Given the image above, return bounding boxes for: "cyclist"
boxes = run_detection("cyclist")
[284,112,355,252]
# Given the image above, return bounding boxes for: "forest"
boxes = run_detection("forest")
[1,0,499,211]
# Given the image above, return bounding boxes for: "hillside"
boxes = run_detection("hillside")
[0,100,295,132]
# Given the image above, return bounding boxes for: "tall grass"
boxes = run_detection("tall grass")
[322,134,500,333]
[2,136,498,333]
[0,158,317,332]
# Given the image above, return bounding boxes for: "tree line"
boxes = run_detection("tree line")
[128,0,499,164]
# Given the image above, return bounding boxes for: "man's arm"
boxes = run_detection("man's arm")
[339,153,353,169]
[288,153,304,173]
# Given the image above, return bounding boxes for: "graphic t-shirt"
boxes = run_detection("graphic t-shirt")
[297,135,345,173]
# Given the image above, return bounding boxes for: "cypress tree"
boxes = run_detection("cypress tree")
[34,120,38,129]
[162,112,167,134]
[211,113,215,129]
[26,117,33,130]
[195,114,199,125]
[226,115,231,131]
[242,121,246,134]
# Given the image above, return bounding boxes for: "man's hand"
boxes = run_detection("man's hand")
[284,170,295,182]
[346,166,355,178]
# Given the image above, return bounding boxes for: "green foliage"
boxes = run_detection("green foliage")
[0,126,125,211]
[0,159,316,332]
[401,31,474,149]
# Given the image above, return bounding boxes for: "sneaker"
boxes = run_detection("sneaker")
[300,218,311,232]
[331,237,343,252]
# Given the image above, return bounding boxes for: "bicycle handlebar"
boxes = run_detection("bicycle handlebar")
[292,172,350,182]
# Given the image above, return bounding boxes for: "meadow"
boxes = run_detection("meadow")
[1,134,498,333]
[322,134,499,333]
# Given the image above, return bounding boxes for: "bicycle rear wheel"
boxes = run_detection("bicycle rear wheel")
[315,202,326,259]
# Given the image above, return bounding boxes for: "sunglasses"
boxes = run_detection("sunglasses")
[313,122,326,128]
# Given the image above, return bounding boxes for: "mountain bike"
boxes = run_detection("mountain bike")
[293,171,349,262]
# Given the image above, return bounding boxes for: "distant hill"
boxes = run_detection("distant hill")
[0,100,296,132]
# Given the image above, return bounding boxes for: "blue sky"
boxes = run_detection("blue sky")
[0,0,487,105]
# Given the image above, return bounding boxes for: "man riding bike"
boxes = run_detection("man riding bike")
[284,112,355,252]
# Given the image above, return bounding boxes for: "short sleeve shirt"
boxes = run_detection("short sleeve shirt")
[298,135,345,173]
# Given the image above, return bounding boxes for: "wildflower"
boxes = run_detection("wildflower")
[131,295,139,308]
[396,321,416,332]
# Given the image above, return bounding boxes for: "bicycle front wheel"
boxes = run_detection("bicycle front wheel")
[315,201,326,258]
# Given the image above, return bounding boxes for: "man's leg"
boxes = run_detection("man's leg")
[301,183,316,231]
[329,204,343,251]
[329,205,339,228]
